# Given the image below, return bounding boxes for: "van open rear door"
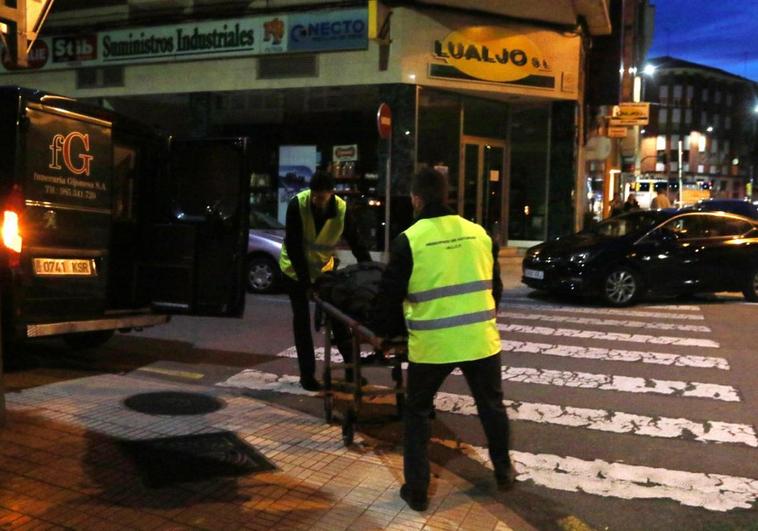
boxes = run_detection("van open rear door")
[138,138,250,317]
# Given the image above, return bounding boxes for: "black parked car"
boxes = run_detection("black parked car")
[522,210,758,306]
[688,198,758,219]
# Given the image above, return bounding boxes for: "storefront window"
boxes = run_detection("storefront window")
[417,89,461,205]
[508,103,550,241]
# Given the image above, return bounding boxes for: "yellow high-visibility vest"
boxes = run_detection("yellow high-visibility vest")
[279,190,346,283]
[403,215,500,363]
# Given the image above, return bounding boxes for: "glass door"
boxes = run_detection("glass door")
[459,136,507,243]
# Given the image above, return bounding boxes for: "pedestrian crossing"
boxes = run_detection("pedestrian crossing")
[219,296,757,512]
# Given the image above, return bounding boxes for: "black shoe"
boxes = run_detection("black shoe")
[400,484,428,512]
[300,377,322,392]
[495,468,517,491]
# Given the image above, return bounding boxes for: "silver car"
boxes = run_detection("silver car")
[247,210,284,293]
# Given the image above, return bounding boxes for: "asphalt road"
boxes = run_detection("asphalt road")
[4,286,758,530]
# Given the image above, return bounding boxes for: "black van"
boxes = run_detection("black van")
[0,87,249,354]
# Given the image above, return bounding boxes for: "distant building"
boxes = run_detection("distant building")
[639,56,758,202]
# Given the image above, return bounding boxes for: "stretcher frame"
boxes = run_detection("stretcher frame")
[314,295,407,446]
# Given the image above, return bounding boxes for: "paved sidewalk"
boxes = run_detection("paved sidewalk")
[0,372,530,530]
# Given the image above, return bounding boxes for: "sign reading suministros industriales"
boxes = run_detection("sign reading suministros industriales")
[0,7,367,73]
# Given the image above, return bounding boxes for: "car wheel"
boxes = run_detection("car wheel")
[742,268,758,302]
[602,267,640,307]
[63,330,114,350]
[247,256,280,294]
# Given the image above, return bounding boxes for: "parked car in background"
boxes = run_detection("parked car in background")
[247,210,284,293]
[522,210,758,306]
[688,199,758,219]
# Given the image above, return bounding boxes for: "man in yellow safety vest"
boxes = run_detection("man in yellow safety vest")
[373,168,514,511]
[279,170,371,391]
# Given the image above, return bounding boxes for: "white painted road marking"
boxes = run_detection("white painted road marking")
[270,347,739,400]
[498,311,711,332]
[437,439,758,512]
[498,323,720,348]
[219,369,756,447]
[500,340,730,370]
[501,366,740,401]
[640,304,702,311]
[503,301,705,321]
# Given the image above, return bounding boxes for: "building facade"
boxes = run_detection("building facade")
[638,56,758,204]
[1,0,611,248]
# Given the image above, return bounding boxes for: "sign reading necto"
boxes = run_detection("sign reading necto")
[431,27,555,88]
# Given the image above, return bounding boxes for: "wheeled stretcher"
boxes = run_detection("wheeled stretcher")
[313,295,407,446]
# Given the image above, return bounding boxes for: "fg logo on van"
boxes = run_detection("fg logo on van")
[49,132,94,176]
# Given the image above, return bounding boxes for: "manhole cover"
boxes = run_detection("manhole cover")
[123,391,225,415]
[122,432,275,488]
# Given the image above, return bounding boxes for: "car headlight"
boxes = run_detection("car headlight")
[568,251,592,264]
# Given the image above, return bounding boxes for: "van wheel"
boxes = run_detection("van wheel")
[602,267,640,307]
[743,268,758,302]
[63,330,114,350]
[247,256,280,294]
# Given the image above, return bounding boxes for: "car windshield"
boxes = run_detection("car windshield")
[588,211,666,238]
[250,210,284,230]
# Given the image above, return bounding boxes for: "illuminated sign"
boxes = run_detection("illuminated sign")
[430,26,555,88]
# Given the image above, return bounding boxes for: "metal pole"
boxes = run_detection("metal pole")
[384,136,392,254]
[677,139,684,208]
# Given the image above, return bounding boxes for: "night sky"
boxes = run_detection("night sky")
[647,0,758,82]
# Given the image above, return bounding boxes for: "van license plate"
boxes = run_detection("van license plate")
[33,258,95,276]
[524,268,544,280]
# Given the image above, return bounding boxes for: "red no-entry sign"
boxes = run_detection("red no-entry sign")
[377,103,392,139]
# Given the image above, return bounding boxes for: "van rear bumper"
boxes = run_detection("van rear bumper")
[26,313,170,338]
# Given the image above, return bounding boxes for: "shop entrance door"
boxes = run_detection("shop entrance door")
[459,136,507,242]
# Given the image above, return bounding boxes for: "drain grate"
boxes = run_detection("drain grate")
[122,432,275,488]
[123,391,225,415]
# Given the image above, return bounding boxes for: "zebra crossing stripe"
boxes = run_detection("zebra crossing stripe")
[432,438,758,512]
[503,302,705,321]
[498,311,711,333]
[500,340,730,370]
[501,365,740,401]
[218,369,756,447]
[270,347,738,400]
[498,323,720,348]
[641,304,702,311]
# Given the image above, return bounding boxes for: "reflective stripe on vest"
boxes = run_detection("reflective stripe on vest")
[279,190,346,283]
[403,215,501,364]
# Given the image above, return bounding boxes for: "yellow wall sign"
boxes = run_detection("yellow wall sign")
[433,26,551,83]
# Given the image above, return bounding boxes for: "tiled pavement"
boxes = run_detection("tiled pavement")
[0,373,530,530]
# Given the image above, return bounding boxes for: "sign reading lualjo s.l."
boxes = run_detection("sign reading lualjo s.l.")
[431,26,555,88]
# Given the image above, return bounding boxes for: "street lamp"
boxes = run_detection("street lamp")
[643,64,656,76]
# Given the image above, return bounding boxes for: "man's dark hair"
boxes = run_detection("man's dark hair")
[310,170,335,192]
[411,167,447,205]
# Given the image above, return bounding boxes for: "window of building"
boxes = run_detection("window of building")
[658,108,668,125]
[700,110,707,125]
[715,90,721,104]
[685,108,692,124]
[710,165,718,175]
[670,162,678,172]
[673,85,683,104]
[713,113,720,127]
[656,162,666,172]
[698,135,707,152]
[686,85,694,103]
[697,164,705,173]
[722,165,729,175]
[725,116,731,129]
[684,135,691,149]
[702,88,709,102]
[672,108,681,123]
[711,138,718,154]
[727,93,733,105]
[724,140,730,155]
[659,85,669,102]
[656,135,667,151]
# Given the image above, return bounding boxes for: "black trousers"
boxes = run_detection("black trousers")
[404,352,511,495]
[283,275,352,379]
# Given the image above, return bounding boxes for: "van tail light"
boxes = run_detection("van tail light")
[3,185,24,267]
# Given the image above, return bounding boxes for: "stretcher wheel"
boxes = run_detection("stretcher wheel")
[324,395,333,423]
[342,409,356,446]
